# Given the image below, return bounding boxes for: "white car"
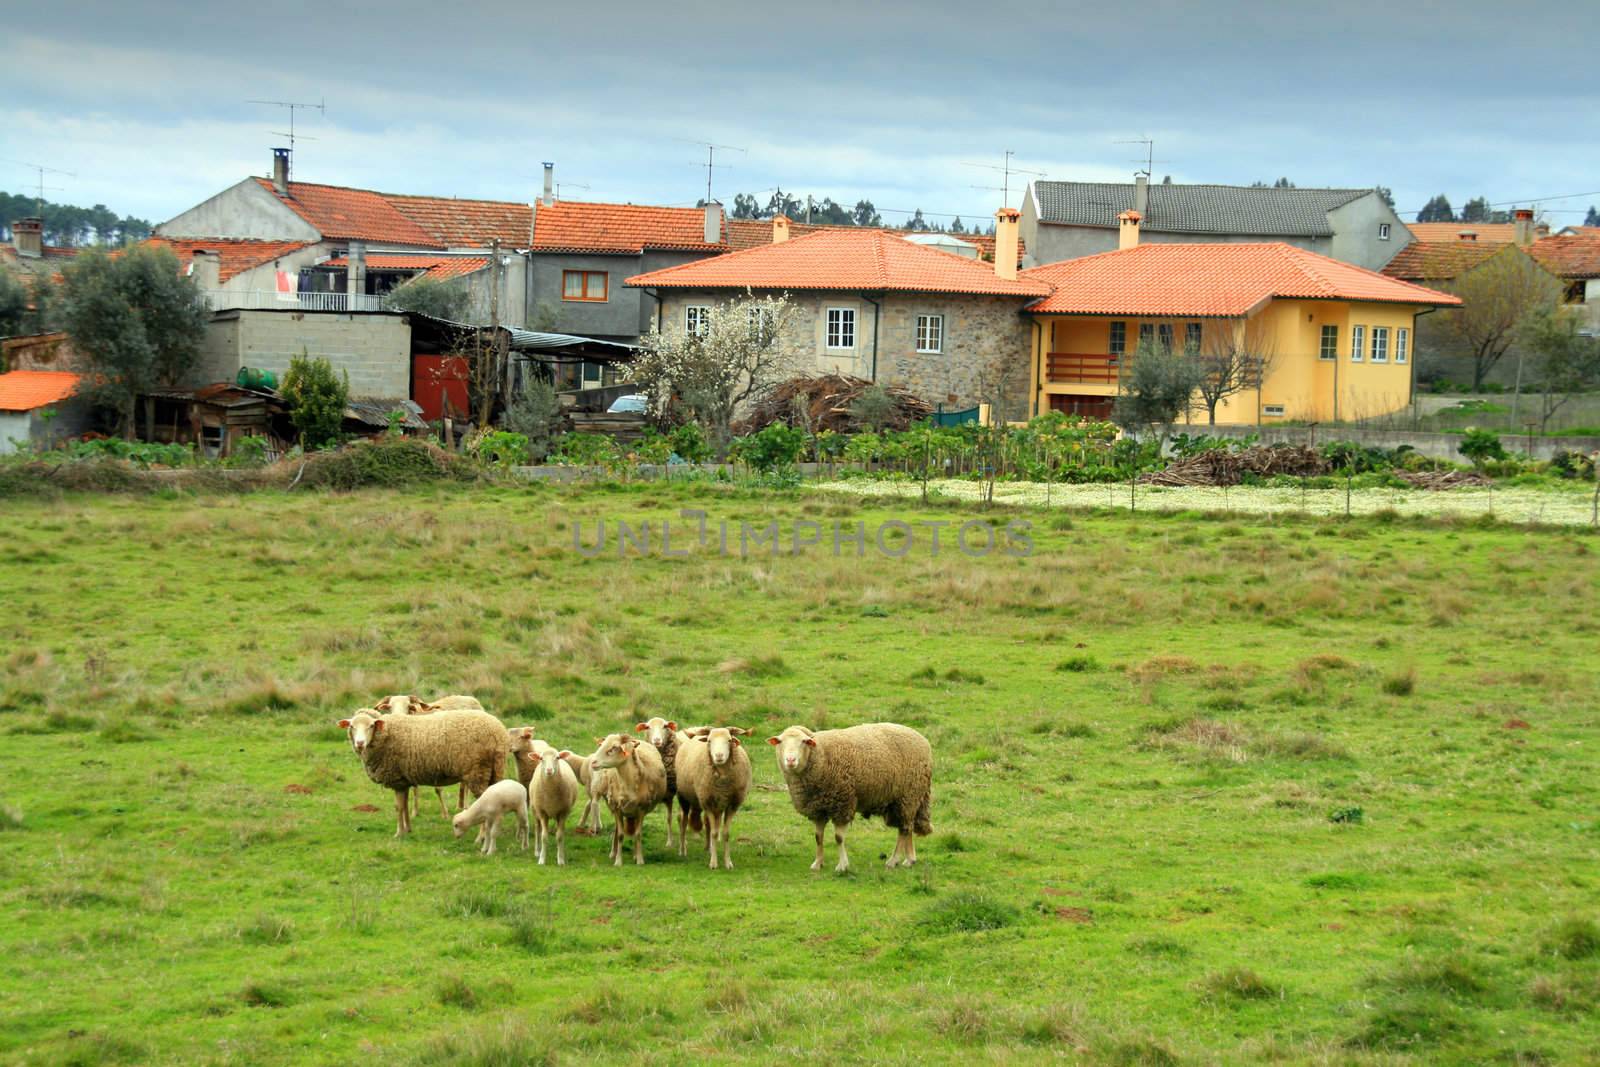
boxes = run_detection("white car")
[606,394,648,414]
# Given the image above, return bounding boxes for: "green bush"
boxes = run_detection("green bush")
[471,430,529,469]
[296,438,480,490]
[668,422,711,465]
[737,423,806,474]
[554,432,622,470]
[281,353,349,450]
[1458,428,1508,466]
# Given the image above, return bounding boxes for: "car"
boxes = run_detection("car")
[606,394,648,414]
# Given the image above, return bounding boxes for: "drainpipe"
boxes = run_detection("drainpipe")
[861,292,882,382]
[1410,307,1437,428]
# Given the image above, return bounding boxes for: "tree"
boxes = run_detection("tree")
[765,190,803,220]
[1375,186,1395,208]
[281,352,349,449]
[730,193,763,220]
[60,244,209,439]
[1417,195,1456,223]
[1519,306,1600,431]
[848,384,895,432]
[1192,318,1275,424]
[902,209,930,232]
[1585,205,1599,228]
[0,270,27,339]
[1112,341,1202,442]
[852,200,882,227]
[1432,247,1562,391]
[382,276,475,322]
[504,377,561,460]
[949,216,966,234]
[632,294,799,458]
[1460,196,1492,223]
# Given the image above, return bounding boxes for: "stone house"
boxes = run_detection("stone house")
[625,211,1049,417]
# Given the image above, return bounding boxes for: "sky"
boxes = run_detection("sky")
[3,1,1597,230]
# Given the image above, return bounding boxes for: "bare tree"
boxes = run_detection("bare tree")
[1521,306,1600,432]
[1193,317,1274,424]
[1432,247,1562,391]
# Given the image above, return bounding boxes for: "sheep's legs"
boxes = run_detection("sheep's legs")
[535,814,548,864]
[834,824,850,873]
[483,813,501,855]
[392,790,409,837]
[887,831,912,868]
[905,833,918,866]
[721,815,734,870]
[706,811,721,870]
[435,787,450,820]
[555,816,567,866]
[810,820,826,871]
[519,809,530,852]
[633,817,645,865]
[663,795,675,849]
[610,816,623,866]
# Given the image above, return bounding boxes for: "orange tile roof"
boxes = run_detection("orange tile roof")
[532,200,726,254]
[626,228,1051,297]
[142,237,313,282]
[1381,240,1506,282]
[322,253,490,280]
[385,194,531,248]
[1529,234,1600,279]
[1406,221,1519,243]
[1022,243,1460,316]
[0,370,81,412]
[723,218,1017,263]
[253,178,445,248]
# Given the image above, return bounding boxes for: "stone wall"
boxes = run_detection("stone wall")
[1191,422,1600,462]
[192,310,412,397]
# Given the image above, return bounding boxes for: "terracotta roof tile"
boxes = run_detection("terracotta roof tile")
[0,370,81,412]
[532,200,726,254]
[385,195,531,248]
[1529,234,1600,279]
[322,253,489,280]
[253,178,445,247]
[1381,240,1505,281]
[626,228,1050,297]
[142,237,313,282]
[1022,242,1460,316]
[1404,221,1545,243]
[723,218,1019,263]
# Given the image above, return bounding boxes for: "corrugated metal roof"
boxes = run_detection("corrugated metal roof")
[345,397,427,429]
[1031,181,1373,237]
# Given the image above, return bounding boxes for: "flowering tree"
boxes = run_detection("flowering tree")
[632,294,799,458]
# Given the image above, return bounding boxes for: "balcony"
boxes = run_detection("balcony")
[1046,352,1118,385]
[204,290,384,313]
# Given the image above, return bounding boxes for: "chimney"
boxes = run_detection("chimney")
[704,200,723,245]
[1512,208,1535,247]
[189,249,221,291]
[1118,209,1142,251]
[271,147,290,195]
[994,207,1020,280]
[12,217,43,258]
[1133,173,1150,217]
[1457,230,1478,242]
[772,214,790,243]
[347,241,367,299]
[541,161,554,208]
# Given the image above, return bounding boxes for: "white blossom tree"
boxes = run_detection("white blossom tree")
[632,293,800,457]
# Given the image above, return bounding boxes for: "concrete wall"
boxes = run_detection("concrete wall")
[0,412,29,453]
[1328,194,1413,271]
[191,310,412,397]
[531,250,711,339]
[157,179,320,242]
[1188,422,1600,462]
[0,399,93,453]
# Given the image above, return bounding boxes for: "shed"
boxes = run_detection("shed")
[144,383,288,458]
[0,370,87,454]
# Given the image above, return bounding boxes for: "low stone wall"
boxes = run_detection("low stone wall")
[1192,424,1600,462]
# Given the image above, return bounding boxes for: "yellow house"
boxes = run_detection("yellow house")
[1019,212,1462,423]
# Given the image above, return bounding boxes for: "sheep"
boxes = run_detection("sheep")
[451,779,530,856]
[524,747,580,866]
[559,752,608,836]
[674,726,753,870]
[337,708,510,838]
[767,723,932,873]
[588,732,668,866]
[370,694,485,818]
[509,727,556,790]
[636,717,684,848]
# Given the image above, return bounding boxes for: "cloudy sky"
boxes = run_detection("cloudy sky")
[4,1,1597,229]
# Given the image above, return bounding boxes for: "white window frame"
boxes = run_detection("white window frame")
[1378,223,1392,241]
[1350,324,1366,362]
[745,305,775,341]
[1396,327,1409,364]
[1370,326,1389,363]
[1263,404,1286,417]
[1319,324,1339,361]
[826,307,856,350]
[684,305,710,337]
[915,314,943,354]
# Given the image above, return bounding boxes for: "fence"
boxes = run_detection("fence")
[1191,424,1600,462]
[204,290,384,313]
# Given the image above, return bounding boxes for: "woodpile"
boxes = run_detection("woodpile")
[1142,445,1326,486]
[567,411,647,444]
[739,375,933,434]
[1395,469,1491,490]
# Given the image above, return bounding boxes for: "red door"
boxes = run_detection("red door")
[412,355,470,422]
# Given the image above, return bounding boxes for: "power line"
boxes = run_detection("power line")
[1399,189,1600,219]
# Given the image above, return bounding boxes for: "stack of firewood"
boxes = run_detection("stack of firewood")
[740,375,934,434]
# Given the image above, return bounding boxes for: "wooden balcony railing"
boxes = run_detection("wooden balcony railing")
[1046,352,1118,384]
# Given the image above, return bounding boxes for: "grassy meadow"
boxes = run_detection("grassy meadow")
[1,482,1598,1065]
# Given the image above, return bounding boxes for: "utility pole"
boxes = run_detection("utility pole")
[483,237,502,428]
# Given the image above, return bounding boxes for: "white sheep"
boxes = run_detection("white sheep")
[451,779,530,856]
[559,752,608,836]
[337,708,510,837]
[370,694,485,818]
[589,732,668,866]
[525,747,579,866]
[767,723,932,872]
[674,726,753,870]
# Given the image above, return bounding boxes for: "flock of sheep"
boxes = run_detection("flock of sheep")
[335,695,934,872]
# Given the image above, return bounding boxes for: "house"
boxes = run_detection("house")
[0,369,89,453]
[1407,220,1548,244]
[1020,211,1460,423]
[1020,176,1410,272]
[725,218,1021,265]
[0,217,79,280]
[626,210,1050,416]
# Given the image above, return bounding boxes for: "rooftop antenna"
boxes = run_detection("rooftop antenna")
[248,97,325,179]
[677,139,744,204]
[961,151,1046,207]
[556,180,590,198]
[2,159,75,213]
[1113,138,1168,178]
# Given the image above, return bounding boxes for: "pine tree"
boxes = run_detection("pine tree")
[1460,196,1491,223]
[1417,195,1456,223]
[1585,205,1599,228]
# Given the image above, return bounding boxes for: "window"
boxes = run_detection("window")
[915,314,943,353]
[1138,323,1155,348]
[1350,324,1365,362]
[1370,326,1389,363]
[746,305,775,342]
[580,361,604,388]
[1319,324,1339,361]
[1184,322,1203,353]
[1564,280,1587,304]
[562,270,607,302]
[1378,223,1392,241]
[1396,327,1409,364]
[1157,323,1175,351]
[1108,321,1127,355]
[1263,404,1286,417]
[826,307,856,349]
[684,305,710,336]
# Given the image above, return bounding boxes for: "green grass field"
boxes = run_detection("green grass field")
[1,483,1597,1065]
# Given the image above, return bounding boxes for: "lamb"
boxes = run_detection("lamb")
[559,752,608,836]
[370,694,485,818]
[767,723,932,873]
[524,747,580,866]
[636,717,684,848]
[509,728,557,790]
[451,779,530,856]
[337,708,510,837]
[588,732,669,866]
[674,726,753,870]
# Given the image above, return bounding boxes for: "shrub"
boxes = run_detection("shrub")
[295,438,479,490]
[919,892,1020,933]
[471,430,530,469]
[1542,917,1600,960]
[668,421,712,464]
[738,422,806,474]
[1458,428,1508,467]
[1381,666,1417,696]
[503,381,561,461]
[281,352,349,449]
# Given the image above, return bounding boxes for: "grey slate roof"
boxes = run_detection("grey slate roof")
[1031,182,1373,237]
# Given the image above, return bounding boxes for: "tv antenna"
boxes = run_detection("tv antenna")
[2,158,75,213]
[677,139,744,204]
[1114,138,1167,178]
[249,97,325,177]
[961,151,1045,207]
